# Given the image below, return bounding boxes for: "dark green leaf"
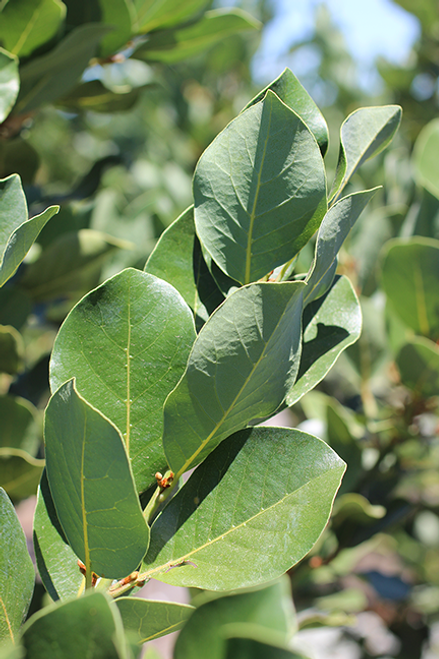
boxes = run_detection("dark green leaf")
[115,598,194,644]
[0,325,23,375]
[396,337,439,399]
[381,237,439,341]
[134,9,260,64]
[326,401,362,494]
[163,281,305,476]
[413,118,439,199]
[0,448,44,501]
[0,395,39,455]
[0,287,31,330]
[134,0,208,33]
[0,49,19,123]
[57,80,150,113]
[0,488,34,645]
[225,637,308,659]
[287,276,361,407]
[50,268,196,491]
[44,380,149,579]
[244,67,329,156]
[329,105,402,203]
[194,90,327,284]
[0,138,40,184]
[142,426,345,590]
[0,0,65,58]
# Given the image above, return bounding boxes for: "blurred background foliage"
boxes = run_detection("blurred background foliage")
[1,0,439,657]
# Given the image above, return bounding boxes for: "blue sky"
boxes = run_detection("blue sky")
[250,0,420,85]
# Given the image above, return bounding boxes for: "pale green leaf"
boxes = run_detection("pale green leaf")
[194,90,327,284]
[115,598,194,643]
[413,118,439,199]
[329,105,402,203]
[0,447,44,502]
[50,268,196,491]
[0,0,65,58]
[44,380,149,579]
[0,49,19,123]
[163,281,305,476]
[0,488,34,645]
[142,426,345,590]
[134,0,208,33]
[99,0,134,57]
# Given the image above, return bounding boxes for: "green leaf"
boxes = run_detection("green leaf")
[0,325,23,375]
[33,470,84,601]
[21,591,127,659]
[44,379,149,580]
[0,287,31,330]
[225,637,307,659]
[50,268,196,491]
[396,337,439,399]
[0,0,65,58]
[287,276,362,407]
[325,400,362,494]
[413,118,439,200]
[98,0,134,57]
[142,426,345,590]
[329,105,402,203]
[174,579,296,659]
[381,237,439,341]
[0,395,39,455]
[0,448,44,502]
[305,188,379,304]
[134,0,208,33]
[0,488,34,645]
[134,9,260,64]
[144,206,224,328]
[20,229,130,303]
[0,138,40,185]
[14,24,112,115]
[194,90,327,285]
[115,598,194,644]
[57,80,150,113]
[163,281,305,476]
[0,49,19,123]
[244,67,329,156]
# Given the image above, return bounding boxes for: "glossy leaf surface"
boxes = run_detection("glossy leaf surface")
[135,9,260,64]
[44,380,149,579]
[194,90,327,284]
[142,426,345,590]
[0,0,65,58]
[0,488,34,645]
[381,237,439,341]
[0,50,19,123]
[163,281,305,476]
[413,118,439,199]
[244,67,329,156]
[287,276,361,407]
[396,337,439,398]
[330,105,401,202]
[50,268,196,490]
[115,598,194,644]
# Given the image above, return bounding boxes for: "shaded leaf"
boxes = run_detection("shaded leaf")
[225,636,307,659]
[98,0,134,57]
[413,118,439,199]
[0,287,31,330]
[115,598,194,644]
[326,400,362,494]
[33,470,84,601]
[396,337,439,399]
[0,325,23,375]
[163,281,305,476]
[287,276,361,407]
[135,9,260,64]
[0,448,44,502]
[44,380,149,579]
[381,237,439,341]
[194,90,327,285]
[0,138,40,184]
[0,488,34,645]
[0,395,39,454]
[329,105,402,203]
[0,49,19,123]
[57,80,150,113]
[0,0,65,58]
[50,268,196,491]
[134,0,208,33]
[142,426,345,590]
[244,67,329,156]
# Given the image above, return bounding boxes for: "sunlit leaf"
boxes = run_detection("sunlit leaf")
[115,598,194,644]
[0,49,19,123]
[0,0,65,58]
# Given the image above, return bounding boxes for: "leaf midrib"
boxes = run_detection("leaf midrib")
[0,596,14,644]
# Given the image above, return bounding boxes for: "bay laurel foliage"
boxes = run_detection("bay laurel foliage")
[0,64,401,655]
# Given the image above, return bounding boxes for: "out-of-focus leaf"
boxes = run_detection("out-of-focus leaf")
[0,0,65,58]
[141,426,345,590]
[0,138,40,184]
[115,598,194,644]
[329,105,402,203]
[0,395,39,455]
[396,336,439,398]
[57,80,151,113]
[134,0,208,33]
[413,118,439,200]
[135,9,260,64]
[98,0,134,57]
[174,578,296,659]
[33,470,84,601]
[163,281,305,476]
[50,268,196,492]
[346,294,387,380]
[0,487,34,645]
[0,49,19,123]
[44,380,149,580]
[244,67,329,156]
[326,400,362,494]
[287,276,361,407]
[225,636,308,659]
[0,325,23,375]
[15,24,112,114]
[381,237,439,341]
[194,90,327,285]
[0,448,44,502]
[0,287,31,330]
